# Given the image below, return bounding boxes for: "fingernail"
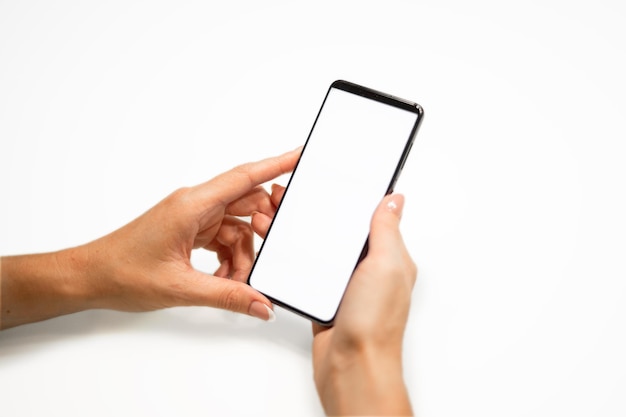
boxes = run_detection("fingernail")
[249,301,276,322]
[386,194,405,217]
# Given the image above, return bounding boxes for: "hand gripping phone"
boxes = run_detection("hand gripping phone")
[248,80,423,325]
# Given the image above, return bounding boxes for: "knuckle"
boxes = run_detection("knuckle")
[166,187,192,207]
[237,221,253,237]
[217,285,243,312]
[408,258,418,280]
[385,254,417,284]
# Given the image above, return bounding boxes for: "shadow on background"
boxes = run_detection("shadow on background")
[0,306,314,360]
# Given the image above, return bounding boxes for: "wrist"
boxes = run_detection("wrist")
[0,247,96,329]
[317,345,411,416]
[54,245,100,310]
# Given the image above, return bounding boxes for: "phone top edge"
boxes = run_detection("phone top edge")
[331,79,423,115]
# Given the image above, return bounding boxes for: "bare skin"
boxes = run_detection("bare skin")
[1,149,417,416]
[0,148,301,329]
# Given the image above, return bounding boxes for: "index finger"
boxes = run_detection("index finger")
[192,147,301,206]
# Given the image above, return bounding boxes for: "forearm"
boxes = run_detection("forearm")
[317,348,412,416]
[0,247,96,330]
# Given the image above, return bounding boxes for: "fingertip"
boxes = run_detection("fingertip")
[377,193,405,220]
[368,194,405,253]
[251,212,272,239]
[282,146,302,163]
[213,259,231,278]
[270,183,286,207]
[387,193,404,218]
[249,300,276,322]
[283,146,302,166]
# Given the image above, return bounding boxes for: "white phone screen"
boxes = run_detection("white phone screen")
[248,82,421,324]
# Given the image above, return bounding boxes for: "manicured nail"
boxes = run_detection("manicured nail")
[265,305,276,322]
[249,301,276,322]
[386,194,405,217]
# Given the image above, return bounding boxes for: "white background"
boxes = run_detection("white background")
[0,1,625,416]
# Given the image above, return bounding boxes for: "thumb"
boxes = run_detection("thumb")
[183,270,276,321]
[367,194,405,256]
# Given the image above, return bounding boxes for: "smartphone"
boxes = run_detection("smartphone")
[248,80,423,325]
